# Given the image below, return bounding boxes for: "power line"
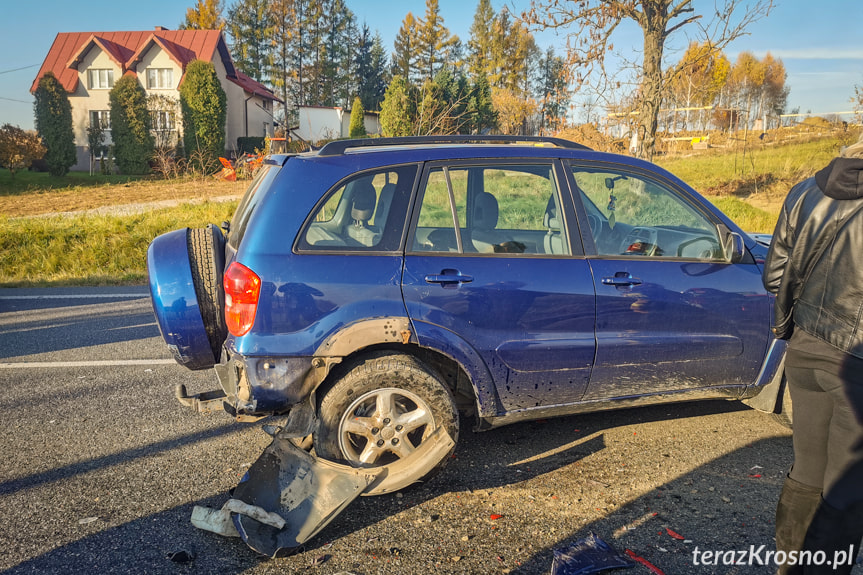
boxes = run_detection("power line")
[0,96,31,104]
[0,64,38,75]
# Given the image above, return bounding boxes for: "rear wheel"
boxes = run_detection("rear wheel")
[187,224,227,362]
[314,353,459,495]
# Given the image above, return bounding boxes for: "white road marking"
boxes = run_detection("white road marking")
[0,294,147,300]
[0,359,176,368]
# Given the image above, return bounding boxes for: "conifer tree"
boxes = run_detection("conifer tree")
[179,60,227,172]
[109,75,154,175]
[33,72,76,176]
[349,97,367,137]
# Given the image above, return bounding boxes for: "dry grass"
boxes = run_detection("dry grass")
[0,175,245,217]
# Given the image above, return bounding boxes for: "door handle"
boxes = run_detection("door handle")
[425,269,474,286]
[601,272,642,287]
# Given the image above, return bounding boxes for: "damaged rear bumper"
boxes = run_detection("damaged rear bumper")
[193,426,455,557]
[175,353,341,422]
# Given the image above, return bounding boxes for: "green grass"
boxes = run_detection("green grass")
[707,196,778,234]
[0,168,145,196]
[0,201,237,287]
[655,138,843,193]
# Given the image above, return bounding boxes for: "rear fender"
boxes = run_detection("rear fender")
[313,318,500,418]
[410,320,500,418]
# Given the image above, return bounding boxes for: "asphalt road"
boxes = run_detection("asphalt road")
[0,287,859,575]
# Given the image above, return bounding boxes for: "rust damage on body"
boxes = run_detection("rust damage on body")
[316,317,415,357]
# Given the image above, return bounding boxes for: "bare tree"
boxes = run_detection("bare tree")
[523,0,773,160]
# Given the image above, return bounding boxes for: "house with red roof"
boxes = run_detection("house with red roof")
[32,27,280,171]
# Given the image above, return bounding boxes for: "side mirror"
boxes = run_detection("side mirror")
[604,177,615,190]
[724,231,745,263]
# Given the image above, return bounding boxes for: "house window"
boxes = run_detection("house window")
[151,111,174,131]
[146,68,173,90]
[88,69,114,90]
[90,110,111,129]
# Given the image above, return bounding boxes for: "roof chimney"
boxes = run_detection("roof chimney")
[155,26,169,31]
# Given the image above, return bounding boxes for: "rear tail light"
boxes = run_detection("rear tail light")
[224,262,261,336]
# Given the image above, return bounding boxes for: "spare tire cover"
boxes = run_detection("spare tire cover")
[147,225,227,370]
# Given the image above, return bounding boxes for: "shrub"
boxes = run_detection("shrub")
[0,124,45,175]
[237,136,265,155]
[33,72,76,176]
[109,75,154,175]
[180,60,227,173]
[349,97,367,138]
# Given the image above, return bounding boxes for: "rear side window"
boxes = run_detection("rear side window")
[410,163,569,255]
[298,165,418,252]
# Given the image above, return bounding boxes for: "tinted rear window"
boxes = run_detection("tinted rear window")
[228,163,280,249]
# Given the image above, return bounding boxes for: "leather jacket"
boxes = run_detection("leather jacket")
[762,156,863,358]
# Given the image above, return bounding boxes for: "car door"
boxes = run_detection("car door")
[402,160,596,413]
[567,162,770,401]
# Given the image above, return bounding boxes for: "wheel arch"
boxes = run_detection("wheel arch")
[311,318,500,420]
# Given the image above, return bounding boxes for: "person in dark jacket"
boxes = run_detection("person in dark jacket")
[763,132,863,574]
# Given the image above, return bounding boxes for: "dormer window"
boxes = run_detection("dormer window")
[88,69,114,90]
[146,68,173,90]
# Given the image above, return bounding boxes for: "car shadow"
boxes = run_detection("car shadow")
[3,400,798,574]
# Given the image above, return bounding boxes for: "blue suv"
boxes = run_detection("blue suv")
[147,136,787,497]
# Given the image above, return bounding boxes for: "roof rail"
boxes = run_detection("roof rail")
[316,135,591,156]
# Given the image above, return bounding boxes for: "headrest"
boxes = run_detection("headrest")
[544,195,560,231]
[351,181,376,222]
[473,191,498,231]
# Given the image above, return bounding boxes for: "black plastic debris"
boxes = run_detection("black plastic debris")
[166,549,196,563]
[230,436,383,558]
[550,532,636,575]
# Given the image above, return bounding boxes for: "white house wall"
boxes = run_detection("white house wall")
[63,39,275,170]
[71,48,119,170]
[297,107,345,143]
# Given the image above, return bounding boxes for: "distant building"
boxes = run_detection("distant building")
[32,27,280,171]
[296,105,381,144]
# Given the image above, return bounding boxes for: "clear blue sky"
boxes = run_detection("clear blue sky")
[1,0,860,131]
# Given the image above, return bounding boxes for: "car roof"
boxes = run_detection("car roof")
[313,135,591,156]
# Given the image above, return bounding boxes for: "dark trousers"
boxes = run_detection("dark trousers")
[785,363,863,510]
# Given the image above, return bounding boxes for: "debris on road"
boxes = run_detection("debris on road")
[549,532,636,575]
[77,516,99,525]
[189,426,454,558]
[624,549,665,575]
[664,527,685,540]
[166,550,196,563]
[191,504,240,538]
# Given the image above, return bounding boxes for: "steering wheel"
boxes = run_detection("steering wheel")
[620,227,659,256]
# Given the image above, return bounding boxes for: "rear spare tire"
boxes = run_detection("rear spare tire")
[187,224,227,363]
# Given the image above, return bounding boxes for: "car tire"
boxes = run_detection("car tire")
[187,224,227,363]
[314,352,459,495]
[771,379,793,429]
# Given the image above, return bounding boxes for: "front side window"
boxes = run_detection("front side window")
[299,165,417,252]
[89,110,111,129]
[411,163,568,255]
[572,165,722,260]
[88,69,114,89]
[146,68,174,90]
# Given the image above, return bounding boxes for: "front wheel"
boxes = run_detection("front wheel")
[314,353,459,495]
